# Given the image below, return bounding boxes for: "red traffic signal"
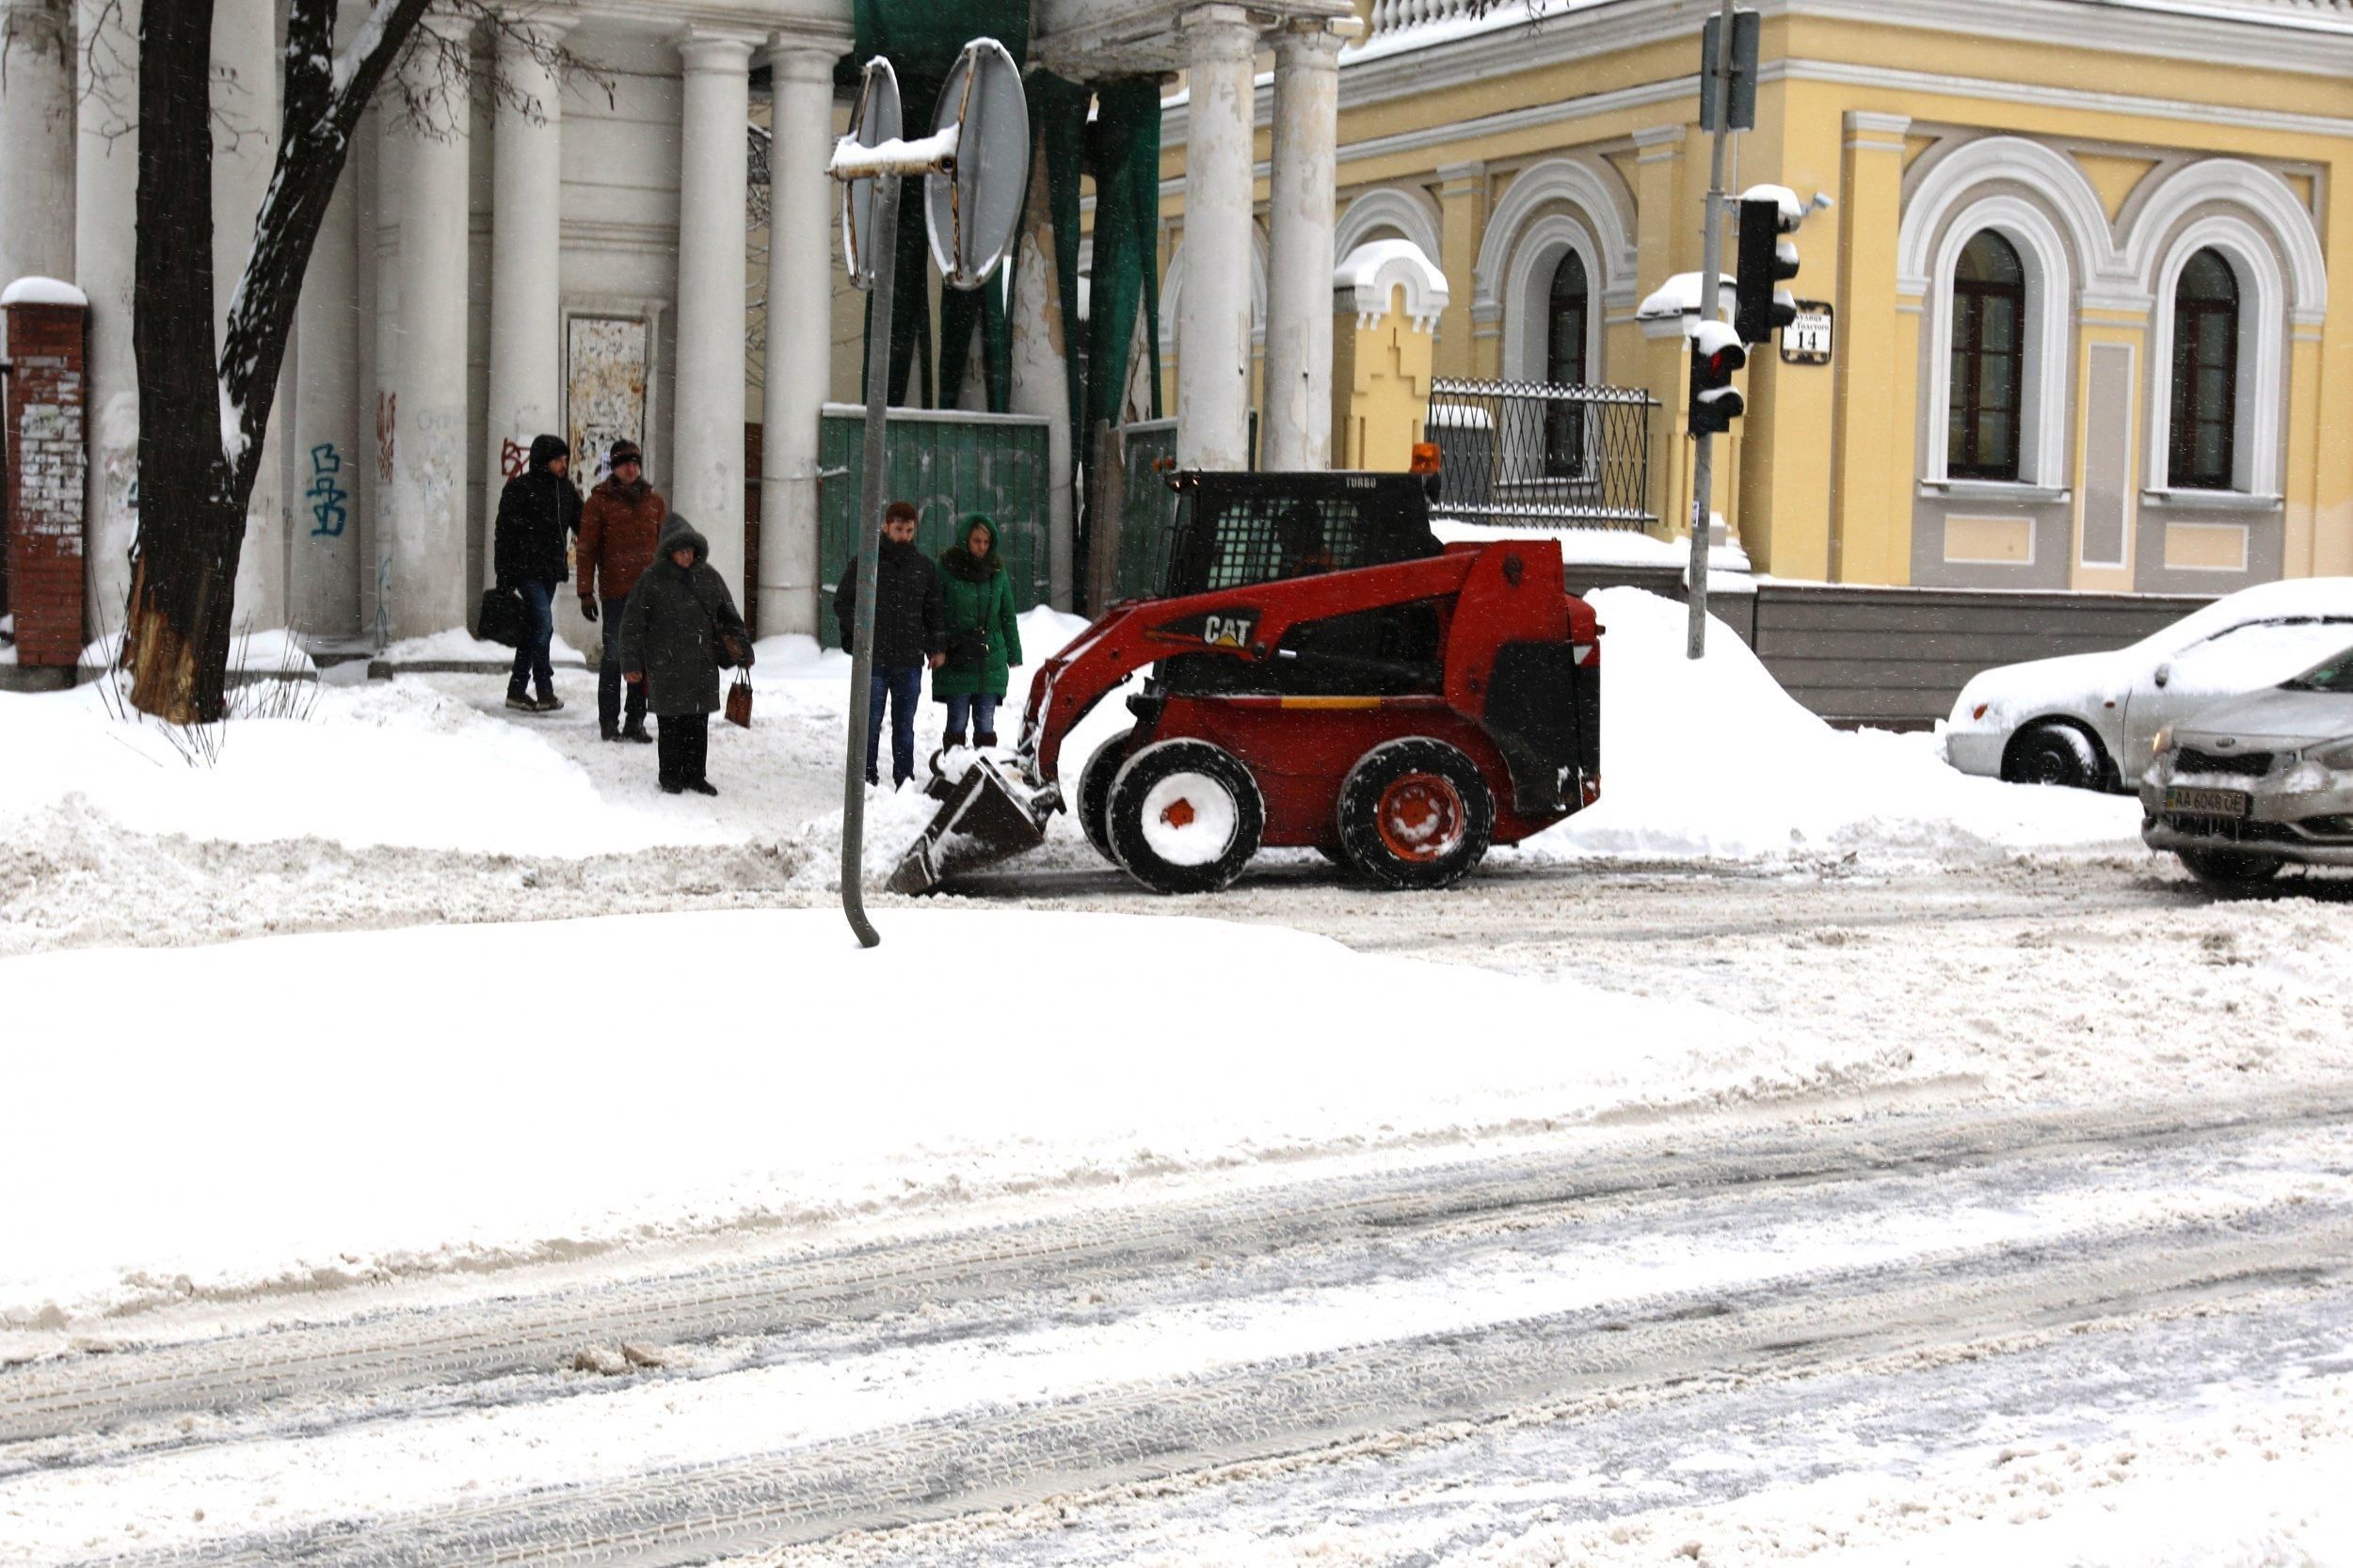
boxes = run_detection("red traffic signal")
[1689,321,1747,436]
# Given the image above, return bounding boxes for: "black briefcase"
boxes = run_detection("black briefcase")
[476,587,525,648]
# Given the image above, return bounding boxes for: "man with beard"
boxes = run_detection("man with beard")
[833,500,945,788]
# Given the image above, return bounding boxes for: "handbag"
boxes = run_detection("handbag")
[947,627,989,672]
[724,667,753,729]
[476,586,524,648]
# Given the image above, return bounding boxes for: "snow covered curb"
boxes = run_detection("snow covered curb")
[0,906,1897,1328]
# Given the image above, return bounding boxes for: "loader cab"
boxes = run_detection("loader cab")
[1158,472,1448,700]
[1160,472,1444,599]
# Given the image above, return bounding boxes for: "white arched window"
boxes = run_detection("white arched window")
[1924,198,2075,489]
[2145,221,2286,498]
[1499,212,1605,386]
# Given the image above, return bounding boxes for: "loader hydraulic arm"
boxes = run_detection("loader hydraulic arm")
[1016,553,1480,790]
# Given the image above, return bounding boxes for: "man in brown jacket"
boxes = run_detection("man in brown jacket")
[577,438,667,742]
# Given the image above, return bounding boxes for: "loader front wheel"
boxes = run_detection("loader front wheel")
[1077,728,1135,867]
[1107,740,1264,894]
[1336,738,1495,890]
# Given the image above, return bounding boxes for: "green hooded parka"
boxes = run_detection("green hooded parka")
[933,515,1024,701]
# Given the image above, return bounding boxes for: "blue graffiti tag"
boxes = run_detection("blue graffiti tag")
[307,443,349,537]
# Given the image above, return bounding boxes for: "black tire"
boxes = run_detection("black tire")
[1334,738,1496,891]
[2178,847,2284,889]
[1076,728,1135,867]
[1106,739,1264,894]
[2001,721,2105,791]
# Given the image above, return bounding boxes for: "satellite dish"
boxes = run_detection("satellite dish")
[924,38,1029,292]
[840,56,903,290]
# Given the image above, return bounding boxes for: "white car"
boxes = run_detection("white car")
[1944,577,2353,792]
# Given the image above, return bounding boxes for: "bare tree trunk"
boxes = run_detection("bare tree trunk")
[127,0,242,722]
[120,0,440,722]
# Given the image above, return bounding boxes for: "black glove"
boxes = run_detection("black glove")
[580,597,600,622]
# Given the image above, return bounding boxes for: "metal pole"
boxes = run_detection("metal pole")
[840,173,901,948]
[1689,0,1738,662]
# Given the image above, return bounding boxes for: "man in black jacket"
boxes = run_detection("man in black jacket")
[492,434,584,712]
[834,500,945,788]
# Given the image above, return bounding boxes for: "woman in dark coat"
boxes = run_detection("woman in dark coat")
[932,515,1024,748]
[492,434,584,712]
[618,514,752,795]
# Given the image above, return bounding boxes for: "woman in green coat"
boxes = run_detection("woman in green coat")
[934,514,1025,748]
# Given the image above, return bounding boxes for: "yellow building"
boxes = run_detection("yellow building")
[1155,0,2353,590]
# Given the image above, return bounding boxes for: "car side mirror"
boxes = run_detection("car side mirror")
[2153,662,2171,688]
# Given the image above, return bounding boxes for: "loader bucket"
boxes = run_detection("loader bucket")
[885,756,1057,895]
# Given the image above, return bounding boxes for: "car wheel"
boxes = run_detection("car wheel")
[2177,848,2284,889]
[1106,739,1264,894]
[1076,728,1134,867]
[1334,738,1497,891]
[2000,721,2105,791]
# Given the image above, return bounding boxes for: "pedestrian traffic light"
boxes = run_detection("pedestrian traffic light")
[1689,321,1747,436]
[1736,188,1802,344]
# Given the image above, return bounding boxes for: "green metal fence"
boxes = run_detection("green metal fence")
[816,405,1053,648]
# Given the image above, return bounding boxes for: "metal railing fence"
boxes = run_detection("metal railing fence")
[1425,376,1657,528]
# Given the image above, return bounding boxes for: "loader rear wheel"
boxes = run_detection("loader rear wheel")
[1336,738,1495,890]
[1077,728,1135,866]
[1107,740,1264,894]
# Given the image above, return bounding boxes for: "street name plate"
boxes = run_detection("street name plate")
[1781,300,1833,365]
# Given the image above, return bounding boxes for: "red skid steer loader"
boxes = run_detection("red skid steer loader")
[888,469,1604,895]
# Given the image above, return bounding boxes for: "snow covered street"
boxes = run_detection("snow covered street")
[4,591,2350,1566]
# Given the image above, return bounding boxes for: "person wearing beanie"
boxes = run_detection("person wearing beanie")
[576,438,666,741]
[492,434,583,713]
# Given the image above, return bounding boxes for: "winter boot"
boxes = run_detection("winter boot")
[621,722,654,744]
[941,730,967,752]
[660,779,684,795]
[600,724,621,742]
[536,693,566,713]
[505,688,536,713]
[974,731,998,749]
[688,779,719,797]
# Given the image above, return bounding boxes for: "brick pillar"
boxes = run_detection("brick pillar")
[4,295,90,666]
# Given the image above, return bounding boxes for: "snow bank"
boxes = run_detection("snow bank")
[377,626,587,666]
[0,905,1884,1325]
[1523,588,2139,865]
[79,627,318,677]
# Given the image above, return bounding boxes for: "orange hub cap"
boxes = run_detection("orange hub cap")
[1376,775,1465,862]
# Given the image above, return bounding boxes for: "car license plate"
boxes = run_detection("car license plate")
[2165,786,2251,819]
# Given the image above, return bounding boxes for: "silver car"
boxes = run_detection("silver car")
[2141,642,2353,887]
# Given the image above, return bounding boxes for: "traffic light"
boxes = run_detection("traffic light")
[1689,321,1747,436]
[1736,188,1802,344]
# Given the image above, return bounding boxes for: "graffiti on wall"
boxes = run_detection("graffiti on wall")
[306,443,348,537]
[566,316,649,484]
[500,437,528,480]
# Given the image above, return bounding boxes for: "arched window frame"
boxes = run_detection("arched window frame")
[1543,248,1592,477]
[1946,232,2027,482]
[1923,197,2075,489]
[1499,212,1604,385]
[2145,220,2284,498]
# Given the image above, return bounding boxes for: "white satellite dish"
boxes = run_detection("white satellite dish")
[924,38,1029,292]
[840,57,903,290]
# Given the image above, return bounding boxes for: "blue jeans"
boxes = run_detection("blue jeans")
[941,693,1000,743]
[598,596,647,733]
[867,665,924,785]
[508,580,557,699]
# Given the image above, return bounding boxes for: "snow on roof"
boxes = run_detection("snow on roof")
[1333,238,1449,329]
[2,277,88,309]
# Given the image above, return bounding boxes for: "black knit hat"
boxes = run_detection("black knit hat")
[610,438,643,468]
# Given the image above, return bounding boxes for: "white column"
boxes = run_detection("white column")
[759,22,849,638]
[486,8,576,592]
[75,0,138,627]
[673,28,758,605]
[293,161,361,637]
[215,0,285,627]
[1008,125,1076,610]
[389,13,472,641]
[1176,5,1259,472]
[1261,19,1347,472]
[0,1,76,290]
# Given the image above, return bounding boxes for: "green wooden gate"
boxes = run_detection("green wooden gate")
[817,406,1053,647]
